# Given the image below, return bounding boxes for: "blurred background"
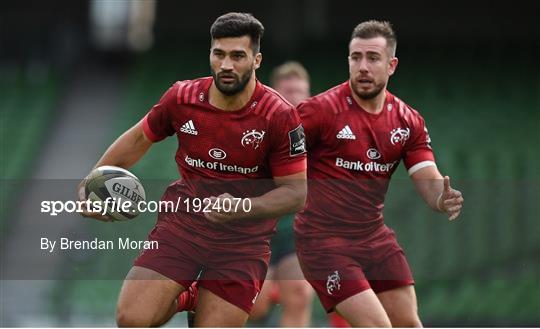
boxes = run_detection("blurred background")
[1,0,539,326]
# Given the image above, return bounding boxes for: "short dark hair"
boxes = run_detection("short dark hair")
[210,12,265,54]
[351,20,397,57]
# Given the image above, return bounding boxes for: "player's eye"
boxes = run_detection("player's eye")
[232,53,246,60]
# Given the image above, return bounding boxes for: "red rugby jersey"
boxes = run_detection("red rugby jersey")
[143,77,306,248]
[295,81,435,241]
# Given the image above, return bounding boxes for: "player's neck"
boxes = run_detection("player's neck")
[209,77,257,112]
[350,86,387,114]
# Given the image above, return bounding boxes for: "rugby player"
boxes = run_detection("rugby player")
[294,20,464,327]
[79,12,307,327]
[249,61,314,327]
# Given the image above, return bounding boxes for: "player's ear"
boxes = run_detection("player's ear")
[388,57,398,76]
[254,52,262,70]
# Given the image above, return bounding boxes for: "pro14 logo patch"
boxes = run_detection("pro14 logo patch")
[289,124,306,156]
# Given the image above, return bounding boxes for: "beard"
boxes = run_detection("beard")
[211,66,254,96]
[350,79,386,100]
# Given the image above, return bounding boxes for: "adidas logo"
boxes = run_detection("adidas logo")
[180,120,198,135]
[337,125,356,139]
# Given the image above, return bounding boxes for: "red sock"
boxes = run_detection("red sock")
[329,312,350,327]
[177,282,198,312]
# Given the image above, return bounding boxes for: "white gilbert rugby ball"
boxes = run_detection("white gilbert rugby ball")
[85,166,146,221]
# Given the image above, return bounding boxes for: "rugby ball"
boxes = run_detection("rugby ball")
[85,166,146,221]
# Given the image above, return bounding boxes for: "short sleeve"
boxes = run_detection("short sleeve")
[268,107,307,177]
[142,83,178,142]
[403,113,436,175]
[296,100,322,151]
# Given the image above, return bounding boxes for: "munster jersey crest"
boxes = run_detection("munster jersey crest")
[241,129,266,149]
[390,127,410,145]
[326,270,341,295]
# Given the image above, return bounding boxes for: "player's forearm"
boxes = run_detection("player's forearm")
[93,122,152,170]
[411,166,444,212]
[418,180,444,212]
[247,181,307,220]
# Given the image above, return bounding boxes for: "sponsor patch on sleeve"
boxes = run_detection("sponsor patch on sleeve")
[288,124,306,156]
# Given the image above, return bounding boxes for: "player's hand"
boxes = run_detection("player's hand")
[77,178,114,222]
[437,176,463,221]
[204,193,246,224]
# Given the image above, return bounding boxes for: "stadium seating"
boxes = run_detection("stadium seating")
[0,71,61,231]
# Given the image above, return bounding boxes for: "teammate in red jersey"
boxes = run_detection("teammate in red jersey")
[78,13,307,327]
[295,20,464,327]
[249,61,314,327]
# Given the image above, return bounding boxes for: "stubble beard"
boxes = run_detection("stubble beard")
[350,79,386,100]
[212,66,254,96]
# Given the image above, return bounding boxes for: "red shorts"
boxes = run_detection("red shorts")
[134,223,269,313]
[296,226,414,312]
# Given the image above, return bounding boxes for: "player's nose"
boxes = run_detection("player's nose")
[220,56,234,71]
[358,58,369,72]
